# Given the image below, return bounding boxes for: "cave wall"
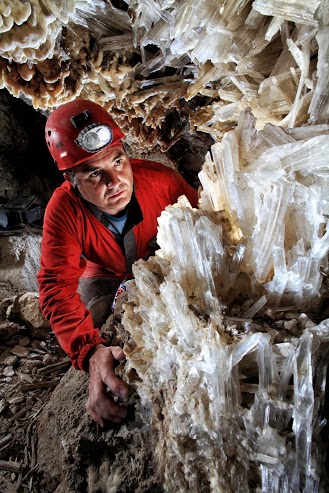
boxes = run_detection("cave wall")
[0,90,63,202]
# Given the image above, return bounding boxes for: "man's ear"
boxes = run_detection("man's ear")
[63,171,78,187]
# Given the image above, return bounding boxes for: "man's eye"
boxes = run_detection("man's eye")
[90,170,100,178]
[114,158,124,167]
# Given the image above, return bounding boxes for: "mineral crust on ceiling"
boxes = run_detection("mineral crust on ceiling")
[0,0,328,149]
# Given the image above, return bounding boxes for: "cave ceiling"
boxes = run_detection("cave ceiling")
[0,0,328,154]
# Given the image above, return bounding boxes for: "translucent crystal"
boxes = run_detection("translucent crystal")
[124,266,329,492]
[309,26,329,124]
[252,0,322,26]
[122,102,329,491]
[243,295,268,318]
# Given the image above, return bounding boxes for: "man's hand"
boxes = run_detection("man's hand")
[87,345,128,426]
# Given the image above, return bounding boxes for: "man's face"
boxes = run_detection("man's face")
[68,144,134,216]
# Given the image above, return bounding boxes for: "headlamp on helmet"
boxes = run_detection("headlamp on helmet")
[75,122,113,153]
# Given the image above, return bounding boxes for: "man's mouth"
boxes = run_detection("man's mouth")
[107,188,125,199]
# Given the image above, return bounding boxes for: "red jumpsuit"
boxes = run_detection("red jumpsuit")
[38,159,198,370]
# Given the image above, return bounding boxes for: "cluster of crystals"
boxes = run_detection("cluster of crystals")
[122,115,329,491]
[124,279,329,491]
[199,109,329,311]
[129,0,329,134]
[0,0,77,63]
[1,0,328,148]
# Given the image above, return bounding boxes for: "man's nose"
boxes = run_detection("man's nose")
[104,169,119,187]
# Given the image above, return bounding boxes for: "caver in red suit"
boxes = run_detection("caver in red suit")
[38,100,198,382]
[38,158,198,370]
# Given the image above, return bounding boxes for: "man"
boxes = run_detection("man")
[38,99,198,426]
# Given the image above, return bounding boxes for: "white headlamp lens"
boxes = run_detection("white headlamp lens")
[76,123,113,153]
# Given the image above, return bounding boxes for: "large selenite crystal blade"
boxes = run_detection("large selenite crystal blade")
[309,24,329,124]
[252,0,322,26]
[157,205,228,313]
[292,331,315,490]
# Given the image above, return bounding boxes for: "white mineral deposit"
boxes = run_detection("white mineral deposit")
[122,111,329,493]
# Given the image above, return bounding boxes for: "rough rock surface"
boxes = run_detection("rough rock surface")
[0,288,162,493]
[10,292,50,336]
[0,90,62,203]
[0,231,42,292]
[37,366,160,493]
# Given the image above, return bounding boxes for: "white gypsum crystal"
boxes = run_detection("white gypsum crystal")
[198,111,329,309]
[124,261,328,492]
[123,105,328,492]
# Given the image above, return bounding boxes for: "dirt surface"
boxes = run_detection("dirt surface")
[0,284,69,492]
[0,288,161,493]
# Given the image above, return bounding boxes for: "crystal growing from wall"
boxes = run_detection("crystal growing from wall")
[122,113,329,492]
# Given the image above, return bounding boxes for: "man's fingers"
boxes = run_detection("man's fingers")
[87,345,129,425]
[87,391,127,425]
[105,373,128,397]
[110,346,125,361]
[97,347,128,397]
[88,408,123,427]
[88,409,105,427]
[90,402,127,422]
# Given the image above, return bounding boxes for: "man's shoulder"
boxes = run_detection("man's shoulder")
[51,181,75,199]
[130,158,177,180]
[47,181,78,214]
[130,157,198,208]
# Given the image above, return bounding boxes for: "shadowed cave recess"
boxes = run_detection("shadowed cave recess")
[0,1,329,492]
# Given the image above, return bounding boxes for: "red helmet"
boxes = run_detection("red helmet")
[45,100,125,171]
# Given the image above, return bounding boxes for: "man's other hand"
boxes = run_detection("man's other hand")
[87,345,128,426]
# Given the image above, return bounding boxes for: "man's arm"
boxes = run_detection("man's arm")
[37,194,107,370]
[38,189,128,424]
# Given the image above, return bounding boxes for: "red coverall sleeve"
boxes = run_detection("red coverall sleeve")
[37,191,107,371]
